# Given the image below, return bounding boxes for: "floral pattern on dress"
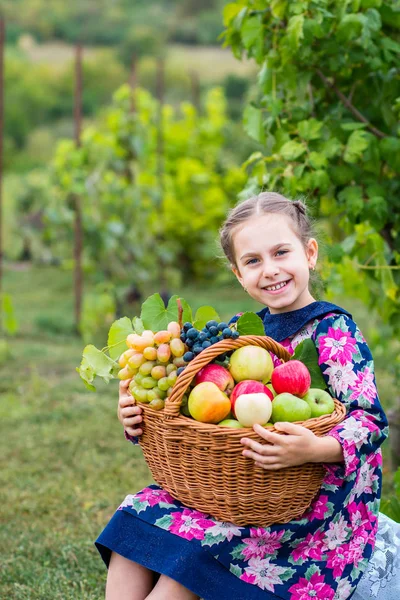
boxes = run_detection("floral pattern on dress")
[118,312,388,600]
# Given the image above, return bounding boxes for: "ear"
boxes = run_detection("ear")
[231,264,244,287]
[306,238,318,269]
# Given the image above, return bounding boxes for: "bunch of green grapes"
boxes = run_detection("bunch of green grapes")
[118,321,187,411]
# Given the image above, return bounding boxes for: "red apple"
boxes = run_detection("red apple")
[230,380,274,417]
[194,364,235,395]
[271,360,311,398]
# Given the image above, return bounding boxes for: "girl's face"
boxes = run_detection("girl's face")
[231,213,318,314]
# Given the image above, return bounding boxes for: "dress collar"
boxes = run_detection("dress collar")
[257,301,352,342]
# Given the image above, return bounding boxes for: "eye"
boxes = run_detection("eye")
[275,250,288,257]
[245,258,259,265]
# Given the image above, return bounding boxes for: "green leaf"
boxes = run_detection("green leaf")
[140,293,167,331]
[132,317,144,334]
[291,339,326,390]
[338,186,364,218]
[280,140,306,160]
[344,130,370,163]
[243,105,265,144]
[140,293,192,331]
[270,0,288,19]
[241,15,263,50]
[340,122,368,131]
[167,296,193,326]
[2,294,18,336]
[287,15,304,50]
[107,317,134,360]
[77,344,119,390]
[236,312,265,335]
[193,306,221,329]
[298,119,323,141]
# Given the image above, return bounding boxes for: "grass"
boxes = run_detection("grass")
[0,264,258,598]
[0,263,397,598]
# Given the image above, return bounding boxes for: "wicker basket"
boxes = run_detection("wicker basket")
[136,335,346,527]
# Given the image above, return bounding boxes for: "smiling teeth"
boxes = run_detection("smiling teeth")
[265,281,287,291]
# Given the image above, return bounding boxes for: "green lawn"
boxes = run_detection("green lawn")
[0,264,259,599]
[0,264,397,598]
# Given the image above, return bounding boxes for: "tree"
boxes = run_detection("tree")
[223,0,400,329]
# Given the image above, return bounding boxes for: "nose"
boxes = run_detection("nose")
[262,260,280,278]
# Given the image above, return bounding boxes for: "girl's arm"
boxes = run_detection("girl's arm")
[312,313,388,478]
[241,313,388,471]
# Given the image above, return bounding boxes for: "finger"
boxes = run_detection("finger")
[119,379,130,391]
[125,426,142,437]
[240,438,276,455]
[123,415,143,427]
[120,406,142,418]
[273,422,307,435]
[119,395,136,408]
[255,461,282,471]
[242,449,280,463]
[252,424,290,444]
[121,403,142,413]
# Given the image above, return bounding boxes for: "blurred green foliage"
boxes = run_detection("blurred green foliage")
[223,0,400,332]
[2,0,227,46]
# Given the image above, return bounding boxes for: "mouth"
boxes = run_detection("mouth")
[262,279,291,294]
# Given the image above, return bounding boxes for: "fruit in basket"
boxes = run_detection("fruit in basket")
[303,388,335,418]
[217,419,243,428]
[234,393,273,427]
[265,382,277,398]
[271,392,312,423]
[230,380,274,417]
[229,346,274,383]
[194,364,235,394]
[167,321,181,338]
[179,321,240,363]
[271,360,311,398]
[188,382,231,423]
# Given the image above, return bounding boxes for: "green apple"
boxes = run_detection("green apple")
[271,392,311,423]
[303,388,335,418]
[217,419,244,428]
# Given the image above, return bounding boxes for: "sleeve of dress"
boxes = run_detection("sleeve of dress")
[312,314,389,479]
[124,430,139,445]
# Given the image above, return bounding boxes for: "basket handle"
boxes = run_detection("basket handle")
[165,335,292,418]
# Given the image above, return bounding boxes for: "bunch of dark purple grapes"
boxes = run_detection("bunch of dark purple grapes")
[176,320,239,374]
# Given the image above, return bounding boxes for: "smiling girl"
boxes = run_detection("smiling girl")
[97,192,399,600]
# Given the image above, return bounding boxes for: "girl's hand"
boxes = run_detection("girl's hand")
[240,422,321,470]
[118,380,143,437]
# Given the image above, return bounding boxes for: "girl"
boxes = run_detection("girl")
[96,192,400,600]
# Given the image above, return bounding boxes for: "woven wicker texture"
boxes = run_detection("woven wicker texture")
[136,335,346,527]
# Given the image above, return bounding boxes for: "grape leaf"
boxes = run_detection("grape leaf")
[132,316,144,334]
[140,293,192,331]
[107,317,134,360]
[167,295,193,325]
[291,339,326,390]
[77,344,119,391]
[193,306,221,329]
[236,312,265,335]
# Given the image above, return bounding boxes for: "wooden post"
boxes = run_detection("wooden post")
[129,54,137,112]
[0,18,5,333]
[156,58,165,193]
[73,43,83,333]
[189,69,200,111]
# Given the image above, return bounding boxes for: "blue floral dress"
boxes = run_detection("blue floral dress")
[96,302,390,600]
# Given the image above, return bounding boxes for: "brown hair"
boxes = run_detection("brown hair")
[219,191,315,268]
